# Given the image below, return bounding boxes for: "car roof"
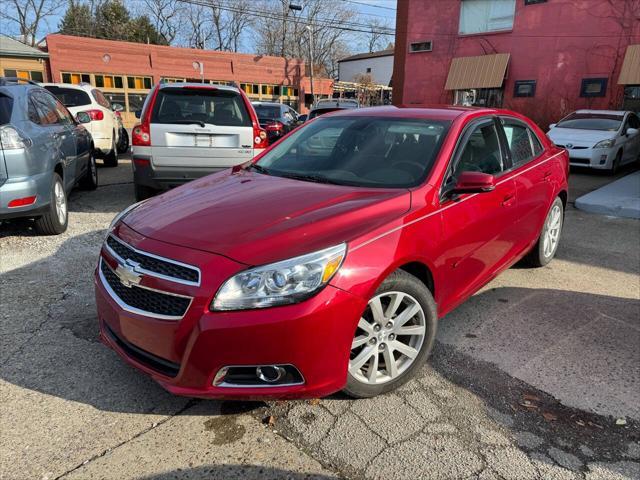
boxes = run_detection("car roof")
[41,82,93,91]
[158,82,240,93]
[572,109,628,116]
[321,105,499,121]
[251,101,284,107]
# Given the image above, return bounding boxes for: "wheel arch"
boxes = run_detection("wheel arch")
[54,162,64,180]
[558,189,568,209]
[397,261,435,298]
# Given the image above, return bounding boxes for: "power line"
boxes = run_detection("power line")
[176,0,395,35]
[342,0,397,11]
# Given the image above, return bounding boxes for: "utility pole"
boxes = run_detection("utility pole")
[289,4,314,108]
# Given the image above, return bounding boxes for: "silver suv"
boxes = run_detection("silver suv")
[131,82,267,200]
[0,78,96,234]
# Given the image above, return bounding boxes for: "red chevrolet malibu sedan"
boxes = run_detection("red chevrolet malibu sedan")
[96,106,568,399]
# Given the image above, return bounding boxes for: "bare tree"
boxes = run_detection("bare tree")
[0,0,66,45]
[364,18,390,53]
[181,2,211,49]
[254,0,356,79]
[137,0,183,44]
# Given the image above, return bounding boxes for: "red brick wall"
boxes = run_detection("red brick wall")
[393,0,640,127]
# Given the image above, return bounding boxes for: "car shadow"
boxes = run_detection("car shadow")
[138,465,340,480]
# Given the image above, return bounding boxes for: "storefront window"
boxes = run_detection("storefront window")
[127,93,147,113]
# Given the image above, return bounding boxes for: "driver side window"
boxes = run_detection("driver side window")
[454,122,504,177]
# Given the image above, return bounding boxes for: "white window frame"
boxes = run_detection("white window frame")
[458,0,516,35]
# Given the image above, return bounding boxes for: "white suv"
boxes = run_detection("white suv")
[43,83,121,167]
[131,83,267,200]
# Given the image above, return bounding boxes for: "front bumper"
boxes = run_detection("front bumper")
[566,146,615,169]
[95,227,366,399]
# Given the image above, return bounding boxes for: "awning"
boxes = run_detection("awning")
[618,44,640,85]
[445,53,510,90]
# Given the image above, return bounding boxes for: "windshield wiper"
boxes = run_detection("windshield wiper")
[171,120,206,127]
[247,164,271,175]
[277,172,336,184]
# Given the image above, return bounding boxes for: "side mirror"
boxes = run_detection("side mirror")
[112,103,124,112]
[548,123,557,129]
[76,111,91,124]
[452,171,496,194]
[626,127,638,136]
[298,114,307,123]
[134,110,142,119]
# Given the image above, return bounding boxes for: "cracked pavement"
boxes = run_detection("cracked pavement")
[1,160,638,480]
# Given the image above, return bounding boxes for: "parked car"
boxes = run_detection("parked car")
[131,82,268,201]
[97,106,568,399]
[547,110,640,173]
[42,83,121,167]
[307,98,359,120]
[115,110,129,154]
[0,78,96,234]
[251,101,300,143]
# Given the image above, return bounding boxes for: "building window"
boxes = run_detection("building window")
[4,69,45,82]
[513,80,536,97]
[127,76,152,90]
[524,0,546,5]
[410,41,433,53]
[459,0,516,35]
[580,78,607,97]
[366,67,372,73]
[127,93,147,113]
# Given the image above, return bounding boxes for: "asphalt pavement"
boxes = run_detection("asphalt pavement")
[0,159,638,480]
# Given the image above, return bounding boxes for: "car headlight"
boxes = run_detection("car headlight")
[593,138,615,149]
[212,243,347,311]
[108,200,146,233]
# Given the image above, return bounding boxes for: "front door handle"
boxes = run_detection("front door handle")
[543,171,552,181]
[501,193,515,207]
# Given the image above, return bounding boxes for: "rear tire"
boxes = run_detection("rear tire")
[343,270,437,398]
[35,173,68,235]
[104,133,118,167]
[116,127,129,154]
[134,183,156,201]
[79,150,98,190]
[524,197,564,267]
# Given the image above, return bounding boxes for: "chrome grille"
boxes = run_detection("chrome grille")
[99,259,191,320]
[105,235,200,285]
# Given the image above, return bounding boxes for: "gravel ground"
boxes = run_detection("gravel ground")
[0,160,638,480]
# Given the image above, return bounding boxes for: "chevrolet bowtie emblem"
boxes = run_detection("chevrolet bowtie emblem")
[115,259,143,288]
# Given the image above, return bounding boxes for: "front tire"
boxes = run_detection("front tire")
[104,133,118,167]
[524,196,564,267]
[35,173,68,235]
[608,150,622,175]
[343,270,437,398]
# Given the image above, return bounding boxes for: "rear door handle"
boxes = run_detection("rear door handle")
[501,193,515,207]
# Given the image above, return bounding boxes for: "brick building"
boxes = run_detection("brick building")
[44,34,332,127]
[392,0,640,127]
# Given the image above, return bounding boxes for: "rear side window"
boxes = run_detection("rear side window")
[0,94,13,125]
[501,119,543,167]
[43,86,91,107]
[151,88,251,126]
[92,90,111,109]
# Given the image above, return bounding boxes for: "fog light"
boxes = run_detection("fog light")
[600,155,607,164]
[212,364,304,387]
[256,365,286,383]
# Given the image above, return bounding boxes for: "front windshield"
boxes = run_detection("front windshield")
[254,116,451,188]
[556,113,623,131]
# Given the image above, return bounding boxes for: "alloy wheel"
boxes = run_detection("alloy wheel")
[349,291,426,385]
[542,204,562,258]
[54,180,67,225]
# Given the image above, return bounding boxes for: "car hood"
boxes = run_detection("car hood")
[123,169,411,266]
[547,128,615,146]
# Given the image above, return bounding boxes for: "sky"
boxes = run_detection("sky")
[0,0,397,55]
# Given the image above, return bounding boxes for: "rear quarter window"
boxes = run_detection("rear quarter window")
[43,86,91,107]
[151,88,251,127]
[0,94,13,125]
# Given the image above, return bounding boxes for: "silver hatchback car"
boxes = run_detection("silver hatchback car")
[0,78,96,234]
